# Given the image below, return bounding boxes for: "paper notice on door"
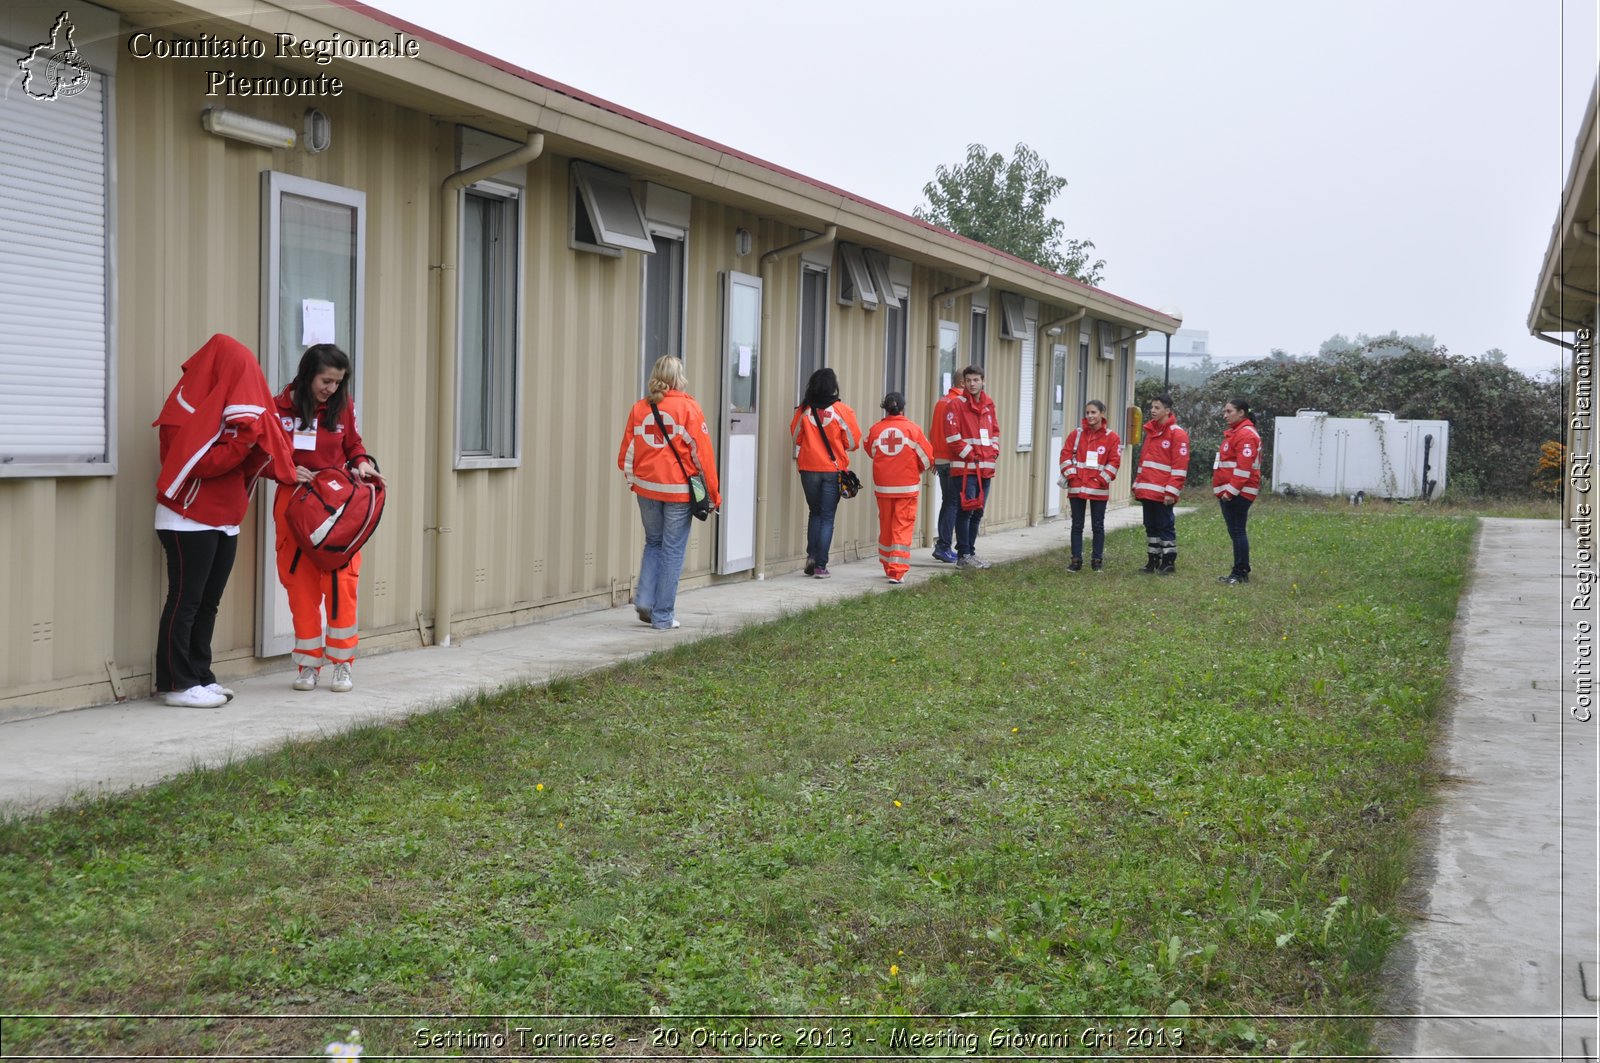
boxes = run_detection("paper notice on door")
[1055,385,1063,403]
[301,299,336,346]
[737,345,752,378]
[942,372,952,392]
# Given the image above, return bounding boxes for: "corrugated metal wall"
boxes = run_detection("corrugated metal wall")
[0,40,1148,712]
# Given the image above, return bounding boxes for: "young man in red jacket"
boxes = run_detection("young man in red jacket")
[1130,393,1189,575]
[943,365,1000,569]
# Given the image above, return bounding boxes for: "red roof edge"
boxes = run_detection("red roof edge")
[324,0,1173,323]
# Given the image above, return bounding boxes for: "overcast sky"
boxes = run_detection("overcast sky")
[368,0,1596,378]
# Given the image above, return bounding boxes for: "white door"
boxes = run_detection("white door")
[717,271,761,574]
[256,172,366,656]
[1046,343,1066,517]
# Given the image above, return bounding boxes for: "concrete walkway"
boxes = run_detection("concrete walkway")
[0,507,1149,813]
[1380,518,1598,1062]
[4,512,1594,1060]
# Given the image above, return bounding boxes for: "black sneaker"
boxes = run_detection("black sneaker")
[804,560,816,577]
[1067,557,1083,572]
[1090,558,1103,572]
[1218,572,1249,585]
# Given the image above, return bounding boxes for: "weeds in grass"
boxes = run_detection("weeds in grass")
[0,506,1473,1057]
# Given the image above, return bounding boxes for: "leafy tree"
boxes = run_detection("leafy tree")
[1317,331,1437,360]
[915,142,1105,285]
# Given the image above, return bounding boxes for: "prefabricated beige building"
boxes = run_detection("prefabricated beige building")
[0,0,1178,713]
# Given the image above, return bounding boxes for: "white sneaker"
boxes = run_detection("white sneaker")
[330,662,353,693]
[292,666,318,692]
[205,682,235,702]
[164,685,227,708]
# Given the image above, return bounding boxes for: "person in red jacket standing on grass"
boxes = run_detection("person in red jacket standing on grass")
[1058,399,1122,572]
[1131,393,1189,575]
[867,391,933,584]
[1212,398,1262,584]
[153,334,297,708]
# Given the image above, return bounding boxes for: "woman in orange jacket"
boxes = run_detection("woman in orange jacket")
[789,367,861,579]
[272,344,381,693]
[618,356,721,630]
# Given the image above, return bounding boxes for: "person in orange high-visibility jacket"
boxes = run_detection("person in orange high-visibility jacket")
[1058,399,1122,572]
[789,367,862,579]
[271,344,380,694]
[1131,393,1188,575]
[1212,397,1262,585]
[618,356,721,631]
[866,391,933,584]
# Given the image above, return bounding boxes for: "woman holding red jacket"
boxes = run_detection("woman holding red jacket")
[1212,398,1262,584]
[153,334,297,707]
[272,344,382,693]
[1058,399,1121,572]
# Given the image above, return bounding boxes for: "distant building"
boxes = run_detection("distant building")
[1136,328,1211,360]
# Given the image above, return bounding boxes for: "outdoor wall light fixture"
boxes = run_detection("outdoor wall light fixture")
[735,228,752,256]
[303,108,331,153]
[201,107,297,149]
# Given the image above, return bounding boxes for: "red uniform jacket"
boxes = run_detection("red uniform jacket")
[928,387,963,464]
[617,389,722,506]
[790,402,862,473]
[1059,420,1122,501]
[866,414,933,497]
[945,390,1000,478]
[1213,417,1262,499]
[1132,415,1189,503]
[273,385,370,472]
[154,334,296,526]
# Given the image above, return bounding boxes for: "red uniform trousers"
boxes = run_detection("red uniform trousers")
[273,490,360,669]
[875,494,919,581]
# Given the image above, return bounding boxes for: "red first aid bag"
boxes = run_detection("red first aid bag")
[282,462,385,572]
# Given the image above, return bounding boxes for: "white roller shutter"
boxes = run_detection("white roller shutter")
[0,43,109,471]
[1016,319,1036,450]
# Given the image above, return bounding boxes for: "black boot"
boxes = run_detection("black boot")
[1068,557,1083,573]
[1090,558,1104,572]
[1140,553,1159,574]
[1158,553,1177,576]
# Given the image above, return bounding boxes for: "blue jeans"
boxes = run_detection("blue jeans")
[1219,495,1253,574]
[934,464,958,551]
[954,475,991,557]
[1069,497,1107,561]
[636,496,693,628]
[800,470,841,568]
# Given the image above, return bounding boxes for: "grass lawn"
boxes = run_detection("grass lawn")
[1,504,1477,1058]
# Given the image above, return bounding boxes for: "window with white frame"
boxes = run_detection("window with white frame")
[642,231,685,389]
[459,182,522,463]
[0,39,112,475]
[937,320,959,394]
[798,265,828,399]
[570,160,655,255]
[970,307,988,372]
[836,242,878,309]
[883,292,908,395]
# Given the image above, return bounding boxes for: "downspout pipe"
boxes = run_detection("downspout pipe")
[1029,307,1088,525]
[754,224,837,580]
[922,275,990,545]
[432,131,544,647]
[1533,331,1577,351]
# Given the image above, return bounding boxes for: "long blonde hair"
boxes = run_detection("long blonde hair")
[646,356,687,404]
